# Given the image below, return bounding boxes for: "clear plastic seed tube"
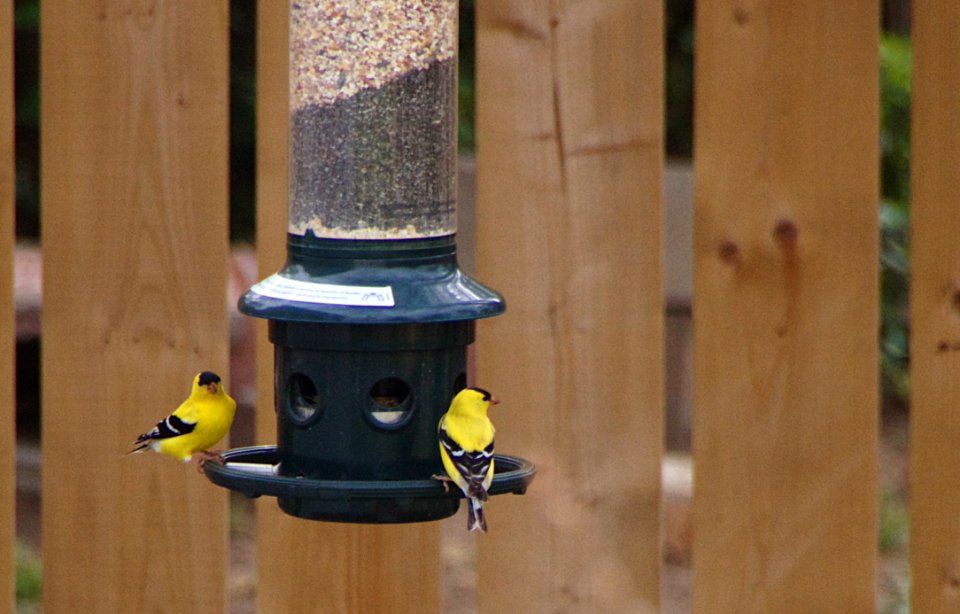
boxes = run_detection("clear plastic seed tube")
[289,0,458,239]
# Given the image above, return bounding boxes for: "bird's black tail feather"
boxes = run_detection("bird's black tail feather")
[127,442,149,455]
[467,499,488,533]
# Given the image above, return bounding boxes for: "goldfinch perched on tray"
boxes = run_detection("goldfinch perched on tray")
[128,371,236,468]
[434,387,498,532]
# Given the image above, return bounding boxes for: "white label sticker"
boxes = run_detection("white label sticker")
[250,274,395,307]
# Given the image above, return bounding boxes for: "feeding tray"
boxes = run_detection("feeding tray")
[203,445,536,523]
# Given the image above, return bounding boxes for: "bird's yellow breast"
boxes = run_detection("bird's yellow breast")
[159,393,236,461]
[441,413,494,451]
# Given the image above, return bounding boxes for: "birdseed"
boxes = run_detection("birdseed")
[289,0,458,239]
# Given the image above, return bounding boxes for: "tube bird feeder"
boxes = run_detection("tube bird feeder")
[204,0,534,523]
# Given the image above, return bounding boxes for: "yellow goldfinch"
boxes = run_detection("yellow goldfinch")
[435,387,498,532]
[128,371,237,467]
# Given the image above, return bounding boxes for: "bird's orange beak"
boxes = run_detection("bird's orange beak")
[490,396,500,405]
[206,382,219,394]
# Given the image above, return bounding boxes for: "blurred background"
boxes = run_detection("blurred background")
[8,0,915,610]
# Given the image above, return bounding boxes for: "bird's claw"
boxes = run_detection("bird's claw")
[431,473,452,493]
[196,450,225,473]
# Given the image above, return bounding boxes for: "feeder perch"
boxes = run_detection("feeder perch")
[203,0,534,523]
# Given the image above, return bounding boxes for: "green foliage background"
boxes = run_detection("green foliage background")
[880,34,911,406]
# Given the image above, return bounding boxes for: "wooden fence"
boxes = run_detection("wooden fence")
[1,0,957,612]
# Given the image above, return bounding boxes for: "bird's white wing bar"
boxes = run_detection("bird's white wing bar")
[139,414,197,442]
[439,427,493,499]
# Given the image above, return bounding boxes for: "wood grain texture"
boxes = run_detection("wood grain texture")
[692,2,878,611]
[253,3,442,612]
[475,2,663,612]
[256,519,442,614]
[252,0,289,459]
[910,3,960,611]
[40,2,230,611]
[0,0,14,610]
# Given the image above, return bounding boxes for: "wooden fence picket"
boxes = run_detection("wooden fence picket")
[910,2,960,611]
[1,0,15,610]
[692,2,879,610]
[40,2,230,611]
[475,1,665,611]
[253,2,296,609]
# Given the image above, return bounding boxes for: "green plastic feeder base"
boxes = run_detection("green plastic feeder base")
[221,234,525,524]
[203,446,536,523]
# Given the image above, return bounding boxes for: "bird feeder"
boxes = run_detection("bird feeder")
[203,0,534,523]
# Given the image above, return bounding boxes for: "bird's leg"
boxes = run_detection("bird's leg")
[196,450,225,473]
[431,474,453,493]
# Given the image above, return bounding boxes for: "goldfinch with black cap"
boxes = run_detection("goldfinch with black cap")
[129,371,237,467]
[434,387,498,532]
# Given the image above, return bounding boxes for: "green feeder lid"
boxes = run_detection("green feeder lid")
[239,233,505,324]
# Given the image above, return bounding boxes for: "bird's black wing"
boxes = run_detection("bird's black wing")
[439,425,494,501]
[135,413,197,444]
